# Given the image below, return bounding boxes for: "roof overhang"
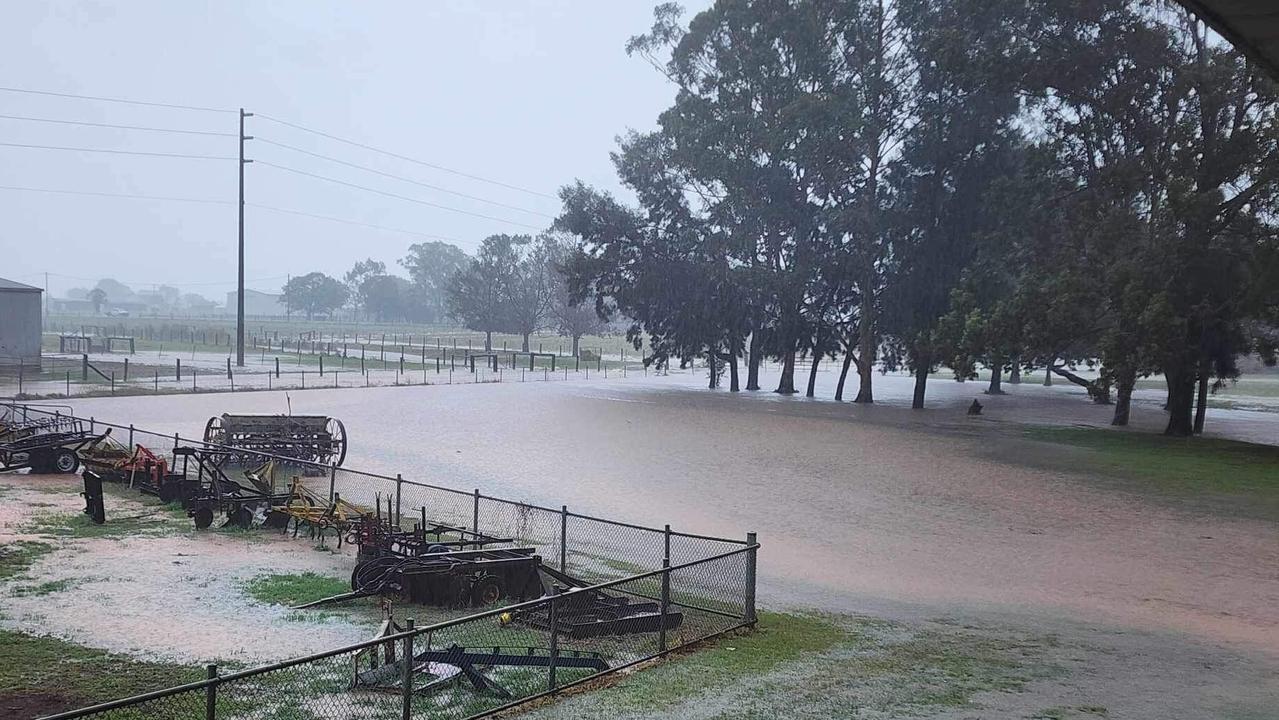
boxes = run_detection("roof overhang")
[1177,1,1279,80]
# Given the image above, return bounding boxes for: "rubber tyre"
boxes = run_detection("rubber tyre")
[193,507,214,530]
[53,449,79,474]
[470,576,505,606]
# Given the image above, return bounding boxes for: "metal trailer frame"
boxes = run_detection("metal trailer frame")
[0,429,97,474]
[171,446,294,529]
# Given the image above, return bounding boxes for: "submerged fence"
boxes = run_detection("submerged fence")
[3,404,759,720]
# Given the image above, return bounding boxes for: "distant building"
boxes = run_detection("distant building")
[0,278,43,366]
[226,290,287,317]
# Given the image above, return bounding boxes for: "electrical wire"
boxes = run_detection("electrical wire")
[0,184,461,243]
[255,112,556,200]
[246,203,462,242]
[0,113,236,137]
[255,137,553,218]
[0,86,235,113]
[255,160,545,230]
[0,184,233,205]
[0,141,236,160]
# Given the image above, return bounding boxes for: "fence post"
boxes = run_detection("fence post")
[395,474,403,527]
[128,424,134,448]
[17,359,22,395]
[547,588,559,691]
[124,357,129,381]
[329,464,337,503]
[110,371,115,395]
[472,489,480,535]
[660,524,671,652]
[82,353,89,381]
[744,531,758,626]
[559,505,568,573]
[205,663,217,720]
[401,618,415,719]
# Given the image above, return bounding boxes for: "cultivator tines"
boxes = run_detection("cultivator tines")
[203,413,348,468]
[272,477,369,546]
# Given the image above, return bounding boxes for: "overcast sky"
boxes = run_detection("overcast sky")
[0,1,707,301]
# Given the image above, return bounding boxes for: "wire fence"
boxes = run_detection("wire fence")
[4,403,757,720]
[40,546,757,720]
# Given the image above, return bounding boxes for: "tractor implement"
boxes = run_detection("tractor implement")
[204,413,347,469]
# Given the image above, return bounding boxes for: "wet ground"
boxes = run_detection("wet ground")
[34,367,1279,717]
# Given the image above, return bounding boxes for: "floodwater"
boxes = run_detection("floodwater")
[59,366,1279,714]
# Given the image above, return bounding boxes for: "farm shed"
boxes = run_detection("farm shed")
[0,277,42,366]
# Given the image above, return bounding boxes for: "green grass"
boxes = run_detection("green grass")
[524,612,1058,719]
[1023,425,1279,498]
[0,628,202,712]
[0,540,54,580]
[27,509,184,540]
[242,572,351,607]
[11,578,78,597]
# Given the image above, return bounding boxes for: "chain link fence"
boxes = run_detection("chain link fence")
[6,404,757,720]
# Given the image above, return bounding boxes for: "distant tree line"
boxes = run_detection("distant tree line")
[280,235,605,355]
[555,0,1279,437]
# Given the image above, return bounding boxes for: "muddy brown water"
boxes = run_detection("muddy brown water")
[57,369,1279,716]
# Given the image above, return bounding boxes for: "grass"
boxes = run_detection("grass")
[0,540,54,580]
[242,572,351,607]
[523,612,1058,719]
[1023,425,1279,498]
[0,628,202,712]
[27,508,184,540]
[11,578,78,597]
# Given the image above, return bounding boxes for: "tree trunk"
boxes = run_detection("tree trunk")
[1050,365,1110,404]
[1112,367,1136,426]
[707,351,718,389]
[986,363,1005,395]
[572,335,581,357]
[745,333,761,391]
[805,337,823,398]
[912,362,929,409]
[1009,358,1021,384]
[854,285,875,404]
[1043,357,1053,386]
[522,333,530,352]
[775,350,797,394]
[728,351,740,392]
[1193,369,1209,434]
[484,330,492,352]
[1164,367,1196,436]
[835,347,854,401]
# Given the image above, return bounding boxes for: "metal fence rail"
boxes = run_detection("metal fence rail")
[39,545,758,720]
[4,403,759,720]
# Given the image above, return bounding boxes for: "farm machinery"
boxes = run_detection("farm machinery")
[204,413,348,468]
[351,606,609,701]
[0,408,96,474]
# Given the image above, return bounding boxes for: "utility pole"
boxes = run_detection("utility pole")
[43,272,48,322]
[236,108,254,367]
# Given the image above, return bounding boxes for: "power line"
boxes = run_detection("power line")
[255,137,553,218]
[255,112,557,200]
[255,159,545,230]
[0,86,235,114]
[0,184,233,205]
[0,184,462,243]
[247,203,462,242]
[0,113,236,137]
[0,141,236,160]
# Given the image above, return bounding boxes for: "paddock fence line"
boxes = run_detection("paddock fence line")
[38,545,759,720]
[4,403,759,719]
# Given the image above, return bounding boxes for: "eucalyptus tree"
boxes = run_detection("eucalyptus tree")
[446,234,523,351]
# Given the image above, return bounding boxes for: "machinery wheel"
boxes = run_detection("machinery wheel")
[193,507,214,529]
[203,416,225,446]
[158,482,181,504]
[52,448,79,474]
[27,452,50,474]
[470,575,505,606]
[326,418,347,467]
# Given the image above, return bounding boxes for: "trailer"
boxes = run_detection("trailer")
[203,413,348,467]
[0,429,96,474]
[349,548,547,608]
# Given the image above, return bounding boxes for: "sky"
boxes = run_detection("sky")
[0,1,708,302]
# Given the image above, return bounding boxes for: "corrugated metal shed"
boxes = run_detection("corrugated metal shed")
[0,277,43,365]
[1179,1,1279,79]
